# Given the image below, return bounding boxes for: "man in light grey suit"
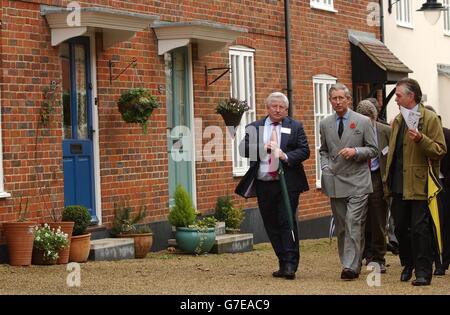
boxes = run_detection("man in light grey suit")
[320,83,378,280]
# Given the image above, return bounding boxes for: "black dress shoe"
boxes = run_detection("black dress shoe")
[387,242,399,255]
[340,268,359,280]
[434,267,446,276]
[412,277,431,286]
[284,265,296,280]
[272,270,285,278]
[400,266,414,282]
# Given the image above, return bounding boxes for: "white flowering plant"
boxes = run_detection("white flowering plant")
[33,223,69,262]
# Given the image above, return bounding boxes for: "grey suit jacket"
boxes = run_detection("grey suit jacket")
[319,110,378,198]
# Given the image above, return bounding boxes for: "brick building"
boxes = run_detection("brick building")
[0,0,387,254]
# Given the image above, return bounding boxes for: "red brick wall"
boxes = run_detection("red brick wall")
[0,0,379,234]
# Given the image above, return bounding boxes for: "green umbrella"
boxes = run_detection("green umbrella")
[278,162,296,242]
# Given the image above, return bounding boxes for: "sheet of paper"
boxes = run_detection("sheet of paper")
[400,106,421,130]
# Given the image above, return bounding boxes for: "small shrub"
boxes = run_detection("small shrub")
[168,185,197,227]
[214,196,244,230]
[111,201,150,236]
[196,216,218,230]
[62,205,91,236]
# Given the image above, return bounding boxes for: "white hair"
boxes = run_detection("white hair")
[265,92,289,108]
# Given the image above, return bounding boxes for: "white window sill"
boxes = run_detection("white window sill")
[0,191,11,198]
[396,22,414,30]
[233,170,248,177]
[310,3,337,13]
[445,31,450,37]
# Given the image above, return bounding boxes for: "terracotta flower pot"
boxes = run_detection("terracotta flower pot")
[118,233,153,258]
[69,233,91,263]
[48,222,74,264]
[3,222,37,266]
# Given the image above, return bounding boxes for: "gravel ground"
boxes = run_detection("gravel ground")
[0,238,448,295]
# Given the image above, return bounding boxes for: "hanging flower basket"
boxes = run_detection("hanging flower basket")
[219,111,244,128]
[117,88,159,134]
[216,98,249,136]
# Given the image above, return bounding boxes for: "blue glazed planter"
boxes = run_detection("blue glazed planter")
[175,227,216,254]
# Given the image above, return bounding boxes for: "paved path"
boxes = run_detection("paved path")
[0,238,448,295]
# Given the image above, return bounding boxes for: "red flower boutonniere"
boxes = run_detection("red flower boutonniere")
[349,121,356,129]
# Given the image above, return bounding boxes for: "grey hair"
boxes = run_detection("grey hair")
[328,83,351,99]
[356,100,377,120]
[397,77,422,104]
[265,92,289,108]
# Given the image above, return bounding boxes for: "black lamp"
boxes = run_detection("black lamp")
[417,0,447,25]
[388,0,447,25]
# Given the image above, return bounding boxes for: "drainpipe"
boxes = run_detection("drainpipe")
[379,0,387,121]
[284,0,293,117]
[379,0,385,43]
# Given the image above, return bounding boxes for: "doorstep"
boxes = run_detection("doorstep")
[88,238,135,261]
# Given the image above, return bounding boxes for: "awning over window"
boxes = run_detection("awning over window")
[348,30,412,84]
[438,64,450,79]
[152,21,247,57]
[40,5,159,49]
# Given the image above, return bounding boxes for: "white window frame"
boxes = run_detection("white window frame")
[396,0,413,29]
[230,46,256,177]
[310,0,337,13]
[0,85,11,198]
[444,0,450,36]
[313,74,336,189]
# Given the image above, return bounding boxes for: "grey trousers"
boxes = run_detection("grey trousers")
[331,194,368,273]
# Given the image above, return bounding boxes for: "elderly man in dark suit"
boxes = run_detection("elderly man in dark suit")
[320,84,378,280]
[357,100,391,274]
[236,92,310,280]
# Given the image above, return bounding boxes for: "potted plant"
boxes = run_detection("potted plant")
[216,97,249,135]
[40,185,74,264]
[214,196,245,234]
[32,223,69,265]
[117,88,159,134]
[62,205,91,263]
[168,185,216,254]
[111,202,153,259]
[3,195,37,266]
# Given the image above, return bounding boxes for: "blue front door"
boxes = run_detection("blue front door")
[61,37,97,223]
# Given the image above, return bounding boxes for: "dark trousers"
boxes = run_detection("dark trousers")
[363,169,388,264]
[391,195,433,280]
[256,179,300,271]
[435,183,450,269]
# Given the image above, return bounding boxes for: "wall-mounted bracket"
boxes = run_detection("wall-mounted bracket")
[108,57,138,84]
[205,65,231,88]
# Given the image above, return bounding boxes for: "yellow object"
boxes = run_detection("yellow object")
[428,162,442,255]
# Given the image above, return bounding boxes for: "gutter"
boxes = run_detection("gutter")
[284,0,293,117]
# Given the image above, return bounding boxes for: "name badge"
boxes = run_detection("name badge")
[382,146,389,156]
[281,127,291,134]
